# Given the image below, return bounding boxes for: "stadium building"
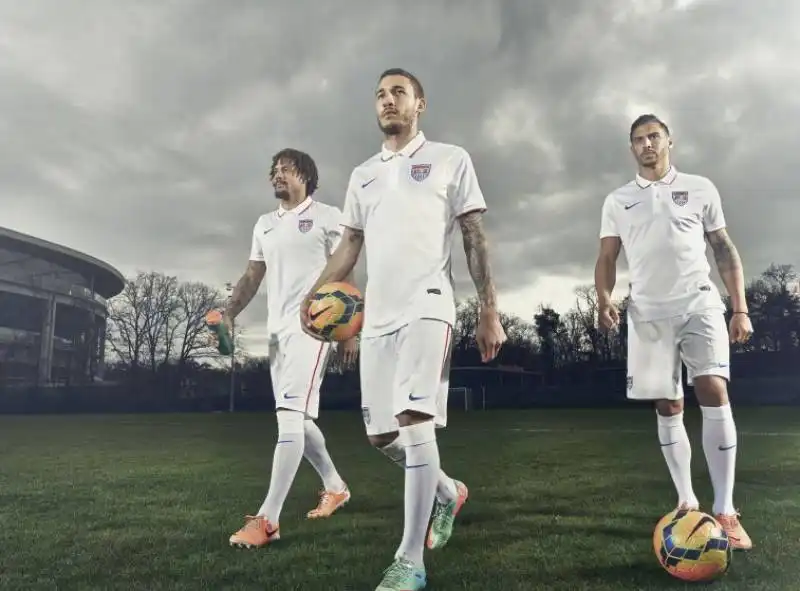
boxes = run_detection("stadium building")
[0,227,124,386]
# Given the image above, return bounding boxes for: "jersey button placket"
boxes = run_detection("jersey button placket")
[651,185,664,216]
[389,156,402,190]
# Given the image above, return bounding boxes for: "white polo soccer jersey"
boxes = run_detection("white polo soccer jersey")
[600,166,727,321]
[250,197,344,336]
[342,131,487,337]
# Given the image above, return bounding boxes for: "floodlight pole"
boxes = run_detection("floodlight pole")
[225,282,236,413]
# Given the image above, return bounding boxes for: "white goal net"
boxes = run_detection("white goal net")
[447,386,485,411]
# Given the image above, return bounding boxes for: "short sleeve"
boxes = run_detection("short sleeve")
[341,171,364,230]
[599,196,619,238]
[448,148,487,216]
[249,221,264,262]
[703,180,726,232]
[325,206,345,254]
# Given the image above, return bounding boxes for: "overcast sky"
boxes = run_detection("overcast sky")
[1,0,798,355]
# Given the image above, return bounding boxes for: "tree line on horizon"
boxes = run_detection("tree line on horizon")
[105,262,800,384]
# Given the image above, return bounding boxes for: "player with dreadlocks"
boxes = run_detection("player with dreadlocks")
[222,148,358,549]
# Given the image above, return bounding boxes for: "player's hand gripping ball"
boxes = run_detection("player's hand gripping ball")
[307,282,364,342]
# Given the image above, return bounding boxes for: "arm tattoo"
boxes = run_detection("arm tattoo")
[459,211,497,311]
[707,229,747,312]
[314,228,363,289]
[708,230,742,275]
[226,263,264,318]
[348,228,364,245]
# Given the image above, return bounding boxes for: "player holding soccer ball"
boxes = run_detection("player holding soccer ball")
[300,68,506,591]
[222,149,358,549]
[594,114,753,550]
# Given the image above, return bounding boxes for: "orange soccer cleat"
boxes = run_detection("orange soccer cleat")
[306,486,351,519]
[228,515,280,549]
[715,511,753,551]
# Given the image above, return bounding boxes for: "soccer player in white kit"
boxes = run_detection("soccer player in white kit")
[300,69,507,590]
[222,148,358,549]
[594,115,753,550]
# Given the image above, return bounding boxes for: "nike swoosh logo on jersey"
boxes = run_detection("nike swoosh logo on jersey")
[263,228,274,234]
[309,305,332,321]
[624,202,641,210]
[361,178,376,188]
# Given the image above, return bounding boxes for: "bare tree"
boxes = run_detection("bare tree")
[453,298,480,354]
[106,272,235,371]
[172,281,227,364]
[573,284,601,360]
[452,297,537,366]
[499,311,537,349]
[105,275,150,369]
[141,273,180,371]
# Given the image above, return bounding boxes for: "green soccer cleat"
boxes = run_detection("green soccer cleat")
[426,480,469,550]
[375,557,426,591]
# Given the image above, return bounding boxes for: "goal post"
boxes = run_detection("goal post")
[447,386,486,411]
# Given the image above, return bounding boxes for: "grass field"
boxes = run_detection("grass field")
[1,407,799,590]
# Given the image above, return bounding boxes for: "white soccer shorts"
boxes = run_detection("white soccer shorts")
[359,318,453,436]
[268,330,332,419]
[626,310,730,401]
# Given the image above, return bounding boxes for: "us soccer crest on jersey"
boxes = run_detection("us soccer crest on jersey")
[410,163,431,182]
[671,190,688,207]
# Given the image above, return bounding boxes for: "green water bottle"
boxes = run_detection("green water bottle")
[206,310,234,356]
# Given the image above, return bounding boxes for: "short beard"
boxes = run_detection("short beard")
[378,118,408,136]
[274,190,290,201]
[638,154,658,169]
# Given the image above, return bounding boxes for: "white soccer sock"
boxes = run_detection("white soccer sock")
[379,439,458,503]
[303,419,346,493]
[395,421,440,567]
[656,411,698,507]
[701,404,738,516]
[258,410,306,523]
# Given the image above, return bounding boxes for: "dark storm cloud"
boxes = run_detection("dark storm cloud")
[1,0,798,348]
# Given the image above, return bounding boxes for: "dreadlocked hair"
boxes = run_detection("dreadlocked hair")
[270,148,319,197]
